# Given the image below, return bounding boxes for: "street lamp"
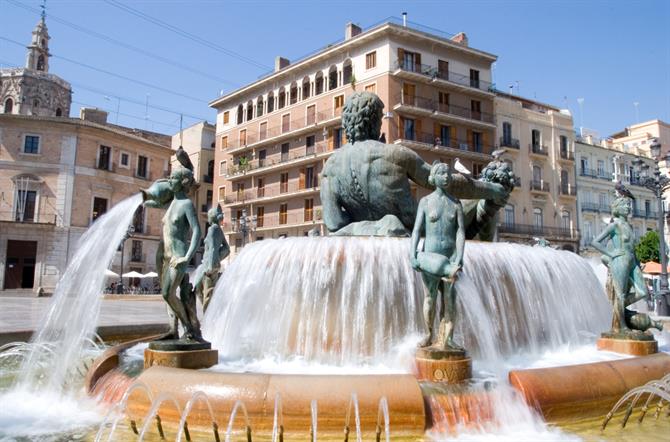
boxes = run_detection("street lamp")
[116,224,135,294]
[632,138,670,316]
[232,208,257,247]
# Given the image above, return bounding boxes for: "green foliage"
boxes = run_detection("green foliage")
[635,230,660,263]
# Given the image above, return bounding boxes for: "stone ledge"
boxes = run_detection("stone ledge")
[596,337,658,356]
[144,347,218,370]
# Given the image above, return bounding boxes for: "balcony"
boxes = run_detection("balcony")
[396,130,493,158]
[499,137,520,149]
[529,143,548,156]
[530,180,550,192]
[579,168,598,179]
[225,107,340,153]
[581,202,600,212]
[224,181,319,205]
[394,92,495,127]
[202,175,213,184]
[597,171,613,181]
[498,223,578,240]
[559,184,577,197]
[227,211,322,234]
[130,252,145,263]
[226,142,329,179]
[559,149,575,161]
[392,60,494,95]
[0,210,57,225]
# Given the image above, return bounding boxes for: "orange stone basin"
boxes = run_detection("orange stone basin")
[123,366,427,437]
[509,352,670,423]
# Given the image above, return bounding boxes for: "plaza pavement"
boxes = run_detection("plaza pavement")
[0,295,170,345]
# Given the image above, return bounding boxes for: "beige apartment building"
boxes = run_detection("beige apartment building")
[171,121,216,238]
[493,93,579,251]
[211,20,497,250]
[575,135,656,254]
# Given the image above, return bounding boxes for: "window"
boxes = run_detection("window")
[236,104,243,125]
[133,205,145,233]
[334,95,344,114]
[473,163,484,177]
[599,192,608,209]
[4,98,13,114]
[279,203,288,225]
[402,83,416,105]
[306,135,316,154]
[531,129,541,149]
[223,111,230,124]
[533,207,543,229]
[289,83,298,105]
[259,122,267,140]
[364,83,376,94]
[305,166,315,188]
[256,206,264,227]
[504,204,514,227]
[221,136,228,150]
[561,170,569,190]
[137,155,148,179]
[401,50,420,72]
[533,165,542,183]
[471,100,482,120]
[278,88,286,108]
[92,197,108,221]
[366,51,377,69]
[98,145,111,170]
[343,60,353,85]
[502,122,512,145]
[282,114,290,133]
[306,105,316,125]
[328,65,338,90]
[267,92,274,113]
[256,97,264,117]
[561,211,571,230]
[304,198,314,222]
[206,190,213,211]
[56,108,62,117]
[246,101,253,121]
[37,54,45,71]
[218,186,226,201]
[438,91,449,112]
[315,72,324,95]
[560,135,568,154]
[584,221,593,245]
[131,240,143,262]
[23,135,40,154]
[472,131,482,153]
[438,59,449,79]
[257,177,265,197]
[645,200,651,216]
[334,127,344,149]
[280,172,289,193]
[302,77,311,100]
[440,125,451,147]
[239,129,247,146]
[258,149,266,167]
[281,143,289,162]
[597,160,605,177]
[469,69,480,88]
[580,157,589,174]
[15,190,36,222]
[403,118,415,141]
[120,152,130,168]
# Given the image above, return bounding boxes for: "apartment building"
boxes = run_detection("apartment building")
[494,92,579,251]
[211,20,497,250]
[575,135,656,254]
[171,121,216,237]
[609,120,670,158]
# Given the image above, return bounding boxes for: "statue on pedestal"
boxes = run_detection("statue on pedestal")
[410,162,465,350]
[193,204,229,312]
[591,193,663,343]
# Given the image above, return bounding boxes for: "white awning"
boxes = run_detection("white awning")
[122,271,145,278]
[143,271,158,278]
[104,269,119,278]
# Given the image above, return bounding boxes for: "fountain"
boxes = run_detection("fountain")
[0,93,668,441]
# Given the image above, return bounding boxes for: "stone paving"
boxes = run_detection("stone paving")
[0,296,170,343]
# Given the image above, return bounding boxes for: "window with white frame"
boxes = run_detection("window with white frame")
[119,151,130,168]
[13,175,40,222]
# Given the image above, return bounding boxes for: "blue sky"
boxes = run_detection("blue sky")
[1,0,668,137]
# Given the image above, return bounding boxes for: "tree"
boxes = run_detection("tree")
[635,230,660,263]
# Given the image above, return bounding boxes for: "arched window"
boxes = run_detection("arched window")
[561,210,571,230]
[3,98,13,114]
[278,87,286,109]
[33,99,40,108]
[533,207,543,229]
[256,96,264,117]
[315,72,324,95]
[246,100,253,121]
[236,104,243,125]
[41,38,46,48]
[267,92,274,113]
[342,59,353,85]
[37,55,45,71]
[289,81,298,105]
[328,65,338,90]
[301,76,310,100]
[55,108,62,117]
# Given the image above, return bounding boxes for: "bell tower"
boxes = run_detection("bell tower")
[25,2,50,72]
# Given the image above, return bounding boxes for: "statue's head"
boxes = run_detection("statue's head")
[428,162,452,189]
[342,92,384,143]
[208,204,224,225]
[612,196,632,218]
[168,166,195,193]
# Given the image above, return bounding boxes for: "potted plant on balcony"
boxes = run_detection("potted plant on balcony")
[238,156,250,173]
[315,208,322,221]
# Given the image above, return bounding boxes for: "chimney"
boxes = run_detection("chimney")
[79,107,108,125]
[451,32,469,46]
[345,22,362,40]
[274,56,290,72]
[402,12,407,27]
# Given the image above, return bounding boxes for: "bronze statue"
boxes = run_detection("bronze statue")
[411,162,465,350]
[193,204,229,311]
[591,194,663,338]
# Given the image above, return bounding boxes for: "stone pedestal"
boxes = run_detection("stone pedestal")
[144,339,218,369]
[414,347,472,383]
[596,337,657,356]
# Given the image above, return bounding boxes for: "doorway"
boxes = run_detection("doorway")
[4,240,37,289]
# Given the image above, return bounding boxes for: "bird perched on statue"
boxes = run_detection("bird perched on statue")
[614,181,635,200]
[454,158,471,175]
[175,145,194,171]
[491,148,506,160]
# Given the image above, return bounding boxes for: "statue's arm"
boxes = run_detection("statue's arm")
[447,175,507,201]
[184,203,202,264]
[143,200,167,209]
[218,231,231,260]
[453,202,465,268]
[590,224,615,258]
[399,146,432,188]
[410,200,425,260]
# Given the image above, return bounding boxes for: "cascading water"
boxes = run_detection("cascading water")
[0,194,143,439]
[203,237,610,371]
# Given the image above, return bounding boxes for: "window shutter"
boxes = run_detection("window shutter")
[450,127,457,146]
[467,129,473,150]
[416,120,422,138]
[397,48,405,66]
[328,128,334,151]
[299,168,305,190]
[433,122,440,138]
[399,117,405,139]
[415,53,422,70]
[482,132,490,153]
